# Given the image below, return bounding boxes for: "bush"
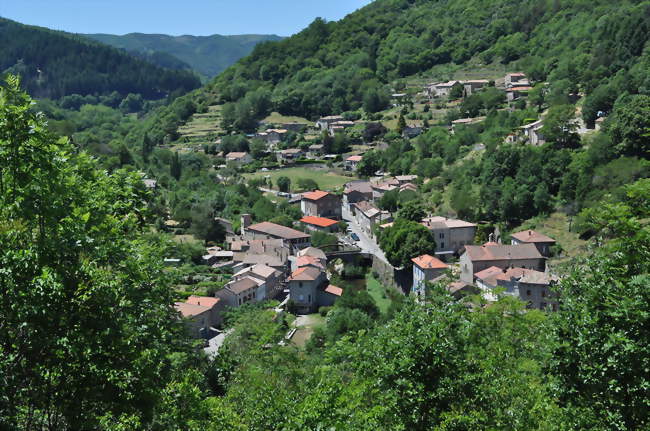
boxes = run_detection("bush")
[319,306,333,317]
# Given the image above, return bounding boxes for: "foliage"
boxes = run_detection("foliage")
[378,218,436,268]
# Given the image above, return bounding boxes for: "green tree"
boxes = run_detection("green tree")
[0,76,179,429]
[378,218,436,268]
[541,105,579,148]
[396,200,426,222]
[170,151,182,180]
[276,176,291,192]
[607,94,650,158]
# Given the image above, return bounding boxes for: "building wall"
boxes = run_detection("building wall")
[499,279,558,311]
[460,255,546,284]
[511,239,553,257]
[289,277,323,313]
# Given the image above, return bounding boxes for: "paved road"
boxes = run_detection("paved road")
[342,207,389,264]
[203,329,233,359]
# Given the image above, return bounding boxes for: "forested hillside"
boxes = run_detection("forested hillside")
[86,33,284,78]
[0,18,201,99]
[212,0,649,121]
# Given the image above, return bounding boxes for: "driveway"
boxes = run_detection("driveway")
[203,329,233,359]
[342,207,389,264]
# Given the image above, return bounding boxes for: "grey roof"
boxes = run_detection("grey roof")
[226,277,258,294]
[246,222,310,240]
[464,243,543,262]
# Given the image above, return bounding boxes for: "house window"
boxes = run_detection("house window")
[439,233,444,239]
[541,291,546,298]
[308,294,311,303]
[299,282,303,288]
[238,298,241,305]
[526,290,531,296]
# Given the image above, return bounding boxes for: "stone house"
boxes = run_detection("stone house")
[345,155,363,171]
[316,115,344,130]
[520,120,545,146]
[174,296,223,338]
[475,266,558,311]
[308,144,325,158]
[287,266,343,314]
[463,79,490,96]
[225,152,252,166]
[411,254,449,298]
[343,181,374,211]
[232,263,283,300]
[510,230,556,257]
[301,190,342,219]
[216,276,259,307]
[353,201,392,236]
[459,243,546,284]
[506,86,533,102]
[421,216,477,258]
[429,80,459,98]
[243,221,311,251]
[276,148,305,163]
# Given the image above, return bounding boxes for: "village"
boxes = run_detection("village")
[165,70,578,344]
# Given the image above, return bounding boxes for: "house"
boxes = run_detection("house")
[308,144,325,158]
[475,267,558,311]
[343,181,374,210]
[276,148,305,163]
[232,263,283,299]
[463,80,490,96]
[216,277,259,308]
[202,249,234,267]
[287,266,343,313]
[143,178,157,189]
[300,216,340,233]
[243,221,311,250]
[412,254,449,298]
[301,190,342,219]
[174,296,223,338]
[230,238,290,274]
[265,128,289,145]
[353,201,392,236]
[316,115,344,130]
[395,175,418,185]
[511,230,556,257]
[402,125,423,138]
[344,155,362,171]
[506,86,533,102]
[520,120,545,146]
[429,80,459,98]
[400,183,418,193]
[297,246,327,261]
[371,179,399,200]
[505,73,529,88]
[459,243,546,284]
[225,152,252,165]
[421,216,477,257]
[451,117,485,133]
[282,122,307,132]
[214,217,234,235]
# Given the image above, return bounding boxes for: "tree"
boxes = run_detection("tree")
[0,76,180,429]
[119,93,144,113]
[170,151,181,180]
[356,150,381,177]
[296,178,319,191]
[541,105,579,148]
[141,132,153,163]
[276,176,291,192]
[396,113,407,134]
[363,87,389,113]
[396,200,426,222]
[378,219,436,268]
[607,95,650,158]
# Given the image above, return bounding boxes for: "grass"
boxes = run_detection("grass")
[177,105,223,143]
[263,111,312,125]
[290,313,326,347]
[245,166,357,191]
[366,274,393,315]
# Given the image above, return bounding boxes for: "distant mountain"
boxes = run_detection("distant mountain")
[84,33,284,78]
[0,18,201,100]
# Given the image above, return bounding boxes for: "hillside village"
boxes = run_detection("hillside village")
[168,71,577,341]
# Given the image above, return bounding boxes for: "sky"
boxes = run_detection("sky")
[0,0,373,36]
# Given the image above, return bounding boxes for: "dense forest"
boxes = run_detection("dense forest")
[86,33,284,79]
[0,18,201,99]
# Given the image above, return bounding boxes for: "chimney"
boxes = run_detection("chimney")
[241,214,252,235]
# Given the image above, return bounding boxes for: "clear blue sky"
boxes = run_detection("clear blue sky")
[0,0,373,36]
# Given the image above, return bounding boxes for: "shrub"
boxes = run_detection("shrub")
[319,306,333,317]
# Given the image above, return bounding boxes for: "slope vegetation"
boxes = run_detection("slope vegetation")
[0,18,201,100]
[86,33,284,78]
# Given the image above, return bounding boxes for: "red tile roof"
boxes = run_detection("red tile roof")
[508,86,533,91]
[464,244,543,261]
[412,254,448,269]
[302,190,331,201]
[474,266,505,286]
[324,285,343,297]
[297,255,325,269]
[174,302,210,318]
[300,216,338,228]
[346,155,363,162]
[511,230,556,244]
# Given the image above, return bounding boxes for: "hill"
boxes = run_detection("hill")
[84,33,284,79]
[0,18,201,100]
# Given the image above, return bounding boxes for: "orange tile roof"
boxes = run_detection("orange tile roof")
[288,266,322,281]
[346,155,363,162]
[508,86,533,91]
[186,296,220,308]
[324,285,343,297]
[411,254,448,269]
[302,190,330,201]
[300,216,338,227]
